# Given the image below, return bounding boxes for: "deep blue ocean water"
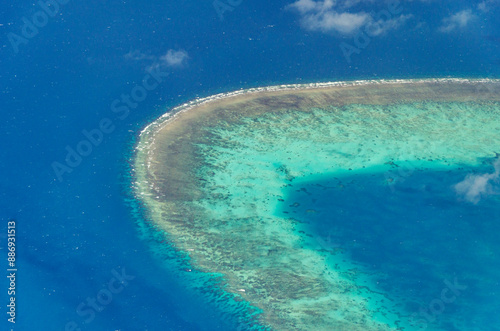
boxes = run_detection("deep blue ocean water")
[1,0,500,330]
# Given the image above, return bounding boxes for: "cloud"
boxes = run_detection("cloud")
[478,0,499,12]
[124,50,155,61]
[365,14,413,36]
[302,10,370,34]
[439,9,476,33]
[159,49,189,67]
[288,0,328,14]
[287,0,411,35]
[287,0,368,34]
[454,158,500,204]
[125,48,189,71]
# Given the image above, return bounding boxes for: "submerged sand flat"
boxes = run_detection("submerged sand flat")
[133,79,500,330]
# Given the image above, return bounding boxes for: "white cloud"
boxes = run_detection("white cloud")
[477,0,499,12]
[439,9,476,33]
[454,158,500,204]
[412,21,427,31]
[365,14,413,36]
[302,10,370,34]
[159,49,189,67]
[287,0,411,35]
[125,48,189,71]
[288,0,329,14]
[124,50,155,61]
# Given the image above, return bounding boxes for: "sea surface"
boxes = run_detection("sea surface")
[1,1,500,330]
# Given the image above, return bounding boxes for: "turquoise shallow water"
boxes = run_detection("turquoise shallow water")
[134,91,500,330]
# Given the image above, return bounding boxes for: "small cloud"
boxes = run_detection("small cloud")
[159,49,189,67]
[477,0,499,12]
[411,21,427,31]
[288,0,327,14]
[365,14,413,36]
[303,11,369,34]
[124,50,155,61]
[288,0,368,34]
[125,48,189,72]
[287,0,411,35]
[454,158,500,204]
[439,9,476,33]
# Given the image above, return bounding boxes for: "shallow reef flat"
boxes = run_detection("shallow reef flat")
[133,79,500,330]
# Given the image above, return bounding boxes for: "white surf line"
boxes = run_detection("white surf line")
[136,78,500,146]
